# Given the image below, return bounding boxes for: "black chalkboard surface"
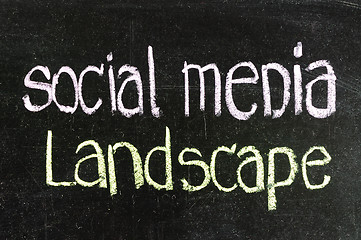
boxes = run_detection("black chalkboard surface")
[1,0,361,239]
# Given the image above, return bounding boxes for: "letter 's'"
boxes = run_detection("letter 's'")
[178,148,211,191]
[23,66,52,112]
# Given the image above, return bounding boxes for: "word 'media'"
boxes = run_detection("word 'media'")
[46,127,331,211]
[24,42,336,119]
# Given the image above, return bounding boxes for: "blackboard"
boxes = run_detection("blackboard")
[1,0,361,239]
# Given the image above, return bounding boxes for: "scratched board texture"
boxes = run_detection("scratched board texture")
[1,0,361,239]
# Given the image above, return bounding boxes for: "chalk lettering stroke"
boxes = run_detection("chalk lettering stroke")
[23,43,336,119]
[46,127,331,211]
